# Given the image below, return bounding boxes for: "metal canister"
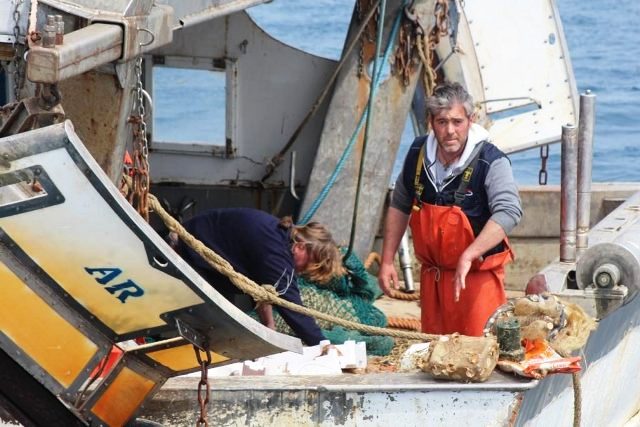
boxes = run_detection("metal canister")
[496,318,525,361]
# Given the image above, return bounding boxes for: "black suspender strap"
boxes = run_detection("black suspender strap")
[413,142,425,206]
[453,144,484,207]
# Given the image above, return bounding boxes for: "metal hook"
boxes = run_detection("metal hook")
[130,86,154,115]
[404,4,418,22]
[289,151,299,200]
[137,27,155,47]
[141,88,153,114]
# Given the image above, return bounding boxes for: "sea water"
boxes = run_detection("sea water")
[245,0,640,185]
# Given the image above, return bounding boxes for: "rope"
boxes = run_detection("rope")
[558,349,582,427]
[148,194,435,341]
[362,252,420,301]
[416,34,437,98]
[571,371,582,427]
[299,2,406,225]
[387,317,421,331]
[363,251,381,269]
[388,289,420,301]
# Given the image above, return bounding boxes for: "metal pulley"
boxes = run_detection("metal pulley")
[576,241,640,298]
[592,263,620,289]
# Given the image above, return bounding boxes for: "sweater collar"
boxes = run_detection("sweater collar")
[425,123,490,174]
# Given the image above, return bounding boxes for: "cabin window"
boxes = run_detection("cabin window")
[150,57,237,157]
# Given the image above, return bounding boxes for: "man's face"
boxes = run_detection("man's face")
[429,103,473,157]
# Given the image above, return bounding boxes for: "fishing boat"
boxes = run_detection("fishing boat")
[0,0,639,425]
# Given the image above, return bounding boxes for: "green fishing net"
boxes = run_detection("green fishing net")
[251,251,394,356]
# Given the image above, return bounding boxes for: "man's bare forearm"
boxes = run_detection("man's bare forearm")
[381,207,410,264]
[463,219,506,261]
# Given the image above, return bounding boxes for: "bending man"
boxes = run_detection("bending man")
[378,82,522,336]
[174,208,344,345]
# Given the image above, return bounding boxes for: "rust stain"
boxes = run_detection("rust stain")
[59,71,122,176]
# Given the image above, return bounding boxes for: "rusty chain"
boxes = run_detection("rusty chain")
[356,0,379,78]
[11,0,26,101]
[194,346,212,427]
[357,0,450,91]
[128,56,151,221]
[401,0,450,130]
[433,0,450,37]
[425,0,449,95]
[538,144,549,185]
[395,6,423,87]
[355,0,363,76]
[395,0,449,98]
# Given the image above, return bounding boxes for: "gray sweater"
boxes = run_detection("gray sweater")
[391,127,522,234]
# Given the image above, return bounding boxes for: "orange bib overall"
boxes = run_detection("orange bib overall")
[410,203,513,336]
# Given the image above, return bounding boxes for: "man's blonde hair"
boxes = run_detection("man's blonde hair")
[280,216,345,284]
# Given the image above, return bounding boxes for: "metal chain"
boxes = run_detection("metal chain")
[395,6,424,87]
[355,0,364,77]
[538,144,549,185]
[356,0,379,78]
[128,56,151,221]
[426,0,450,85]
[398,0,449,86]
[194,346,212,427]
[433,0,449,36]
[392,0,448,99]
[366,3,379,44]
[11,0,25,101]
[134,56,149,161]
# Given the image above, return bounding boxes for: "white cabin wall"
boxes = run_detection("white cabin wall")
[436,0,578,154]
[148,11,337,188]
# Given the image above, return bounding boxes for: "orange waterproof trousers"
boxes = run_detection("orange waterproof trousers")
[409,203,513,336]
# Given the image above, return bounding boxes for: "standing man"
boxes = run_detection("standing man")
[378,82,522,336]
[173,208,344,345]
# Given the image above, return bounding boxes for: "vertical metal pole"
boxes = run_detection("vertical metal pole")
[398,230,415,293]
[576,91,596,257]
[0,68,8,105]
[6,67,17,103]
[560,124,578,263]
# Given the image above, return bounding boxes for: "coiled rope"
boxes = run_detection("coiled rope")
[364,251,421,301]
[387,317,421,331]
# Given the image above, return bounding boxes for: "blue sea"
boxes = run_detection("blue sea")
[245,0,640,185]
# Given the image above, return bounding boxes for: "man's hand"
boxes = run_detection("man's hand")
[378,262,400,297]
[453,252,474,302]
[452,219,507,301]
[256,303,276,330]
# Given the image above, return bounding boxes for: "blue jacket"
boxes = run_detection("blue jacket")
[177,208,325,345]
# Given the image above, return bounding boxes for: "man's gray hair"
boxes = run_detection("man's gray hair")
[425,82,474,117]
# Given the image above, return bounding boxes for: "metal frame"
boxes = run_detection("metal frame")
[81,351,168,426]
[149,55,239,157]
[0,166,65,216]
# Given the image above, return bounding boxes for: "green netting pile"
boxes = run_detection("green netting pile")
[253,251,394,356]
